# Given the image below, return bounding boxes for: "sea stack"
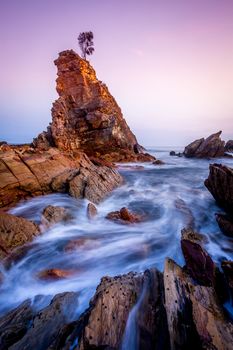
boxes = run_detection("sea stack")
[34,50,154,162]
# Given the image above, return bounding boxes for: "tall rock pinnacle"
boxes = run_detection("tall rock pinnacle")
[34,50,154,162]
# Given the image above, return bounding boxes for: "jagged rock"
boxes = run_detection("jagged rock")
[9,292,78,350]
[164,258,233,350]
[225,140,233,153]
[184,131,225,158]
[215,213,233,237]
[0,147,122,209]
[153,159,165,165]
[181,228,215,286]
[175,199,195,229]
[205,164,233,213]
[0,299,34,349]
[37,268,75,281]
[32,127,55,151]
[0,212,39,260]
[33,50,154,163]
[79,269,169,350]
[41,205,72,229]
[221,261,233,298]
[86,203,97,219]
[106,207,142,224]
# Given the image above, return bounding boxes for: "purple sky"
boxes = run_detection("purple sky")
[1,0,233,146]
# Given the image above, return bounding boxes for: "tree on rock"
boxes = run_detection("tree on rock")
[78,31,94,59]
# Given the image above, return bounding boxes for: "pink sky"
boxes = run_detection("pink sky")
[0,0,233,146]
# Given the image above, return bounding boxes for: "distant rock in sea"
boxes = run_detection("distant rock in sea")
[225,140,233,153]
[183,131,225,158]
[34,50,154,163]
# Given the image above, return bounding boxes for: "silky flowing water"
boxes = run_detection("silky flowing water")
[0,148,233,319]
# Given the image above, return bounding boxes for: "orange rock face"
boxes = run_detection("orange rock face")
[34,50,154,162]
[106,207,142,224]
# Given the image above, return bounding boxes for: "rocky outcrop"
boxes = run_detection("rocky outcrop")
[225,140,233,153]
[205,164,233,213]
[0,146,122,210]
[106,207,142,224]
[215,213,233,237]
[0,212,39,260]
[34,50,154,162]
[184,131,225,158]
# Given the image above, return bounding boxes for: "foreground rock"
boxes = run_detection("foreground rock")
[79,269,169,350]
[41,205,72,229]
[205,164,233,213]
[106,207,142,224]
[7,292,78,350]
[0,212,39,260]
[0,147,122,209]
[184,131,225,158]
[164,258,233,350]
[34,50,154,163]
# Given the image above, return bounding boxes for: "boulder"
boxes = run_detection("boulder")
[106,207,142,224]
[181,228,215,286]
[169,151,183,157]
[184,131,225,158]
[0,212,39,260]
[33,50,154,162]
[225,140,233,153]
[215,213,233,237]
[205,164,233,213]
[37,268,75,281]
[86,203,97,219]
[41,205,72,229]
[153,159,165,165]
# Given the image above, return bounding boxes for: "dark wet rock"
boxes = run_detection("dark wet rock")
[79,269,169,350]
[164,258,233,350]
[153,159,165,165]
[205,164,233,213]
[215,213,233,237]
[33,50,154,163]
[169,151,183,157]
[184,131,225,158]
[106,207,142,224]
[0,299,34,349]
[0,212,40,260]
[9,292,78,350]
[87,203,97,219]
[37,268,75,281]
[225,140,233,153]
[175,199,195,229]
[181,228,215,286]
[221,261,233,299]
[41,205,72,229]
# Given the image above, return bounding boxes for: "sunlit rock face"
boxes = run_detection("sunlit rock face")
[35,50,154,162]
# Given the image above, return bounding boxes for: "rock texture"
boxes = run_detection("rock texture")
[184,131,225,158]
[225,140,233,153]
[0,147,122,210]
[0,212,39,260]
[106,207,142,224]
[41,205,72,229]
[215,213,233,237]
[205,164,233,213]
[86,203,97,219]
[34,50,154,162]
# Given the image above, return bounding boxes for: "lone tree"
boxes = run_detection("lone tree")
[78,31,94,60]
